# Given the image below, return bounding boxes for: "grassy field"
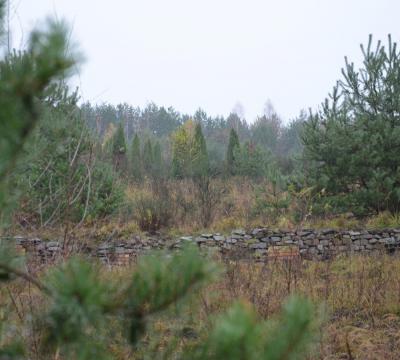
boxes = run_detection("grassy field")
[213,255,400,359]
[3,252,400,359]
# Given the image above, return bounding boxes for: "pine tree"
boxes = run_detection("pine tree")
[102,123,117,156]
[303,35,400,215]
[191,123,214,227]
[111,123,127,172]
[0,18,76,220]
[112,122,126,156]
[130,133,142,181]
[142,139,153,175]
[171,125,191,178]
[234,142,268,178]
[152,140,163,178]
[225,128,240,176]
[191,123,209,178]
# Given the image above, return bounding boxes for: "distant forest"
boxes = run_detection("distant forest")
[81,101,305,175]
[5,35,400,232]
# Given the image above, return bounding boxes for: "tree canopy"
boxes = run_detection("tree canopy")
[303,35,400,215]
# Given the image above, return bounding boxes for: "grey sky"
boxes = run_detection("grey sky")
[9,0,400,122]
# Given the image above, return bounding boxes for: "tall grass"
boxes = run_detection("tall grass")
[120,179,400,234]
[3,253,400,358]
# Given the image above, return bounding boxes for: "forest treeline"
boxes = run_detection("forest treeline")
[4,34,400,233]
[81,99,305,176]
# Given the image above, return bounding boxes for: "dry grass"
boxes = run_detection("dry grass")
[3,245,400,359]
[9,176,400,238]
[121,179,400,234]
[118,253,400,359]
[200,254,400,359]
[122,178,292,233]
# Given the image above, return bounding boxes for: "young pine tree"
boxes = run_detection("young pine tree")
[152,140,163,178]
[130,133,142,181]
[102,122,117,156]
[225,128,240,176]
[112,123,127,156]
[142,139,154,176]
[234,142,269,178]
[112,123,127,172]
[303,35,400,215]
[171,125,191,178]
[0,19,76,220]
[191,123,209,178]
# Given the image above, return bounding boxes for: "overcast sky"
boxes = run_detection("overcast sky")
[8,0,400,122]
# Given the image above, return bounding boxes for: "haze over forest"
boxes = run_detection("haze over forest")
[9,0,400,122]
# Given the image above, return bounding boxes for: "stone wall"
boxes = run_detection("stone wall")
[4,228,400,265]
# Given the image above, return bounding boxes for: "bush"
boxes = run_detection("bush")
[87,161,124,219]
[12,100,124,226]
[130,185,173,232]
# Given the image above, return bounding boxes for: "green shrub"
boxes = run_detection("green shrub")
[87,161,124,219]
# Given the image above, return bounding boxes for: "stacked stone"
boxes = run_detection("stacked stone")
[5,228,400,265]
[96,235,167,265]
[14,236,61,263]
[37,241,62,262]
[98,237,139,265]
[175,228,400,260]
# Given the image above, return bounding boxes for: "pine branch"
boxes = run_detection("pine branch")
[0,262,50,294]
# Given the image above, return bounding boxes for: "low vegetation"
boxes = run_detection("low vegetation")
[2,1,400,358]
[3,253,400,359]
